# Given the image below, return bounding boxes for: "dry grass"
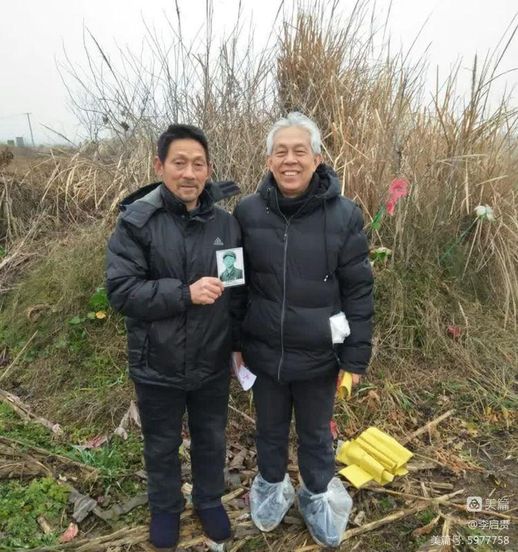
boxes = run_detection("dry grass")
[1,6,517,551]
[0,0,516,436]
[277,5,518,328]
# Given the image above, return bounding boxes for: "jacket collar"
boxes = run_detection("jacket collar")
[119,181,216,225]
[159,183,215,222]
[258,163,340,217]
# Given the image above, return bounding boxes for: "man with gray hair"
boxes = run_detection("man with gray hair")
[234,112,373,547]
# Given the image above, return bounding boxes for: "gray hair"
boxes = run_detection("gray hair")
[266,112,322,155]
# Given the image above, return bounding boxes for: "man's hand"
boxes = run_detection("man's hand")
[351,373,361,386]
[189,277,224,305]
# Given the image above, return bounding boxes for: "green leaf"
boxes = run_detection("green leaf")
[370,208,384,231]
[88,287,109,312]
[68,316,83,326]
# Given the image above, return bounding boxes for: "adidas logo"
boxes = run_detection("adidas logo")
[213,237,224,246]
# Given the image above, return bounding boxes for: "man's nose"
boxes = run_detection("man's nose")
[183,163,196,178]
[284,150,297,163]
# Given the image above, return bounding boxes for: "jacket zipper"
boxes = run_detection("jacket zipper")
[277,216,290,382]
[181,215,188,378]
[272,188,314,382]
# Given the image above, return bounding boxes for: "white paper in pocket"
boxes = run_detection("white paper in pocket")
[329,312,351,344]
[232,353,256,391]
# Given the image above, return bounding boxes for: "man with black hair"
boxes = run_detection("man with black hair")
[106,124,243,550]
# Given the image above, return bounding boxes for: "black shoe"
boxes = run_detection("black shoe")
[149,511,180,550]
[196,505,231,542]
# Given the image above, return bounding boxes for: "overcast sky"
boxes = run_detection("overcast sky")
[1,0,517,145]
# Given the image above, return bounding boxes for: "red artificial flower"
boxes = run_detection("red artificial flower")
[386,178,409,215]
[447,325,462,339]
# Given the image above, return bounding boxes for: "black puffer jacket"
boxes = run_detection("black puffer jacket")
[106,182,244,390]
[234,164,373,382]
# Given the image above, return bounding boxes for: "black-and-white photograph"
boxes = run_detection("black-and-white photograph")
[216,247,245,287]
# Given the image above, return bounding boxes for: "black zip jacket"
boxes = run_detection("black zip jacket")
[234,164,374,382]
[106,181,244,390]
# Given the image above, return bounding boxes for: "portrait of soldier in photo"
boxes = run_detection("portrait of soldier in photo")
[217,248,245,286]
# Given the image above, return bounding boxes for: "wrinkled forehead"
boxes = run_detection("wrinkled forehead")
[167,138,208,161]
[271,125,313,151]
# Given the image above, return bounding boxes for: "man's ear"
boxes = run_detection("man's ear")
[315,153,323,166]
[153,156,163,177]
[266,156,273,171]
[207,162,213,181]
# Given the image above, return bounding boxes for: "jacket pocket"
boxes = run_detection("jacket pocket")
[284,305,334,350]
[147,317,184,376]
[126,318,150,370]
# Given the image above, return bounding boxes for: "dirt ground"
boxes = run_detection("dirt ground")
[1,383,516,552]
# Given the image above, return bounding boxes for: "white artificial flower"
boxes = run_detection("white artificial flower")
[474,205,495,221]
[370,246,392,266]
[372,247,392,256]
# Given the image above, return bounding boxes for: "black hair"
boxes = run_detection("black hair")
[157,124,210,163]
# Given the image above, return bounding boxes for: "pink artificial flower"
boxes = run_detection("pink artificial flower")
[447,325,462,340]
[59,523,78,543]
[82,434,108,449]
[386,178,409,215]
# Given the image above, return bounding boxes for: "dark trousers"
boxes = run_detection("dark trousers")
[253,371,337,494]
[135,373,230,513]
